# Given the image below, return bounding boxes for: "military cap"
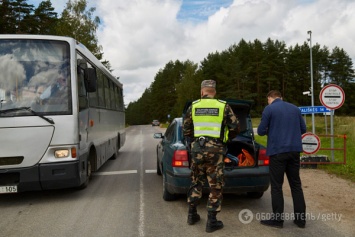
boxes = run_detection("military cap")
[201,80,216,88]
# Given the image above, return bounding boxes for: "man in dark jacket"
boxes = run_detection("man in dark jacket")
[183,80,239,233]
[257,90,307,229]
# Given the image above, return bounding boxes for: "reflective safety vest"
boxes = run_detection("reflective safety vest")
[192,99,228,142]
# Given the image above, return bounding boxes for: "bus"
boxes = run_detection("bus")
[0,35,125,193]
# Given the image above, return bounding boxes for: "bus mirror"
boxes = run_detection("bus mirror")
[84,68,97,92]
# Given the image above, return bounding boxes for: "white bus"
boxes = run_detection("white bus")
[0,35,125,193]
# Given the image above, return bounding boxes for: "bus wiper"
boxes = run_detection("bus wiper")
[0,107,55,124]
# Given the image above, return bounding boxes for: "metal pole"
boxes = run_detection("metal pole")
[324,113,328,135]
[330,110,334,161]
[308,31,315,134]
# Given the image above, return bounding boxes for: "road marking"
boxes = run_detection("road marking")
[139,129,145,237]
[93,170,137,176]
[145,169,156,173]
[93,170,157,176]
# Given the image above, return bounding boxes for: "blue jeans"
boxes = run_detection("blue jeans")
[269,152,306,223]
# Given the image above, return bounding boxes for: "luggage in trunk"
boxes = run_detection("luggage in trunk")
[225,141,256,169]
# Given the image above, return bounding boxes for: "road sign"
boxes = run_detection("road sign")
[319,84,345,110]
[299,106,330,114]
[302,133,321,154]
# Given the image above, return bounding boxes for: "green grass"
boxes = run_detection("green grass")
[160,123,169,128]
[252,116,355,182]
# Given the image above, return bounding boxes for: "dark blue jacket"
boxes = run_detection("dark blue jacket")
[257,98,307,156]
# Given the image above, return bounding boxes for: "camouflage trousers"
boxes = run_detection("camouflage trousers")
[187,149,225,212]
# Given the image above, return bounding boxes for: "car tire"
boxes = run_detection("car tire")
[162,172,176,201]
[156,156,162,176]
[246,191,264,199]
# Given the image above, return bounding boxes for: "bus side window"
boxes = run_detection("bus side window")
[97,72,105,107]
[78,69,88,111]
[77,59,88,110]
[78,68,86,96]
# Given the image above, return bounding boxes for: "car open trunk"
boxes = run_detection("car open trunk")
[225,99,257,169]
[183,99,257,169]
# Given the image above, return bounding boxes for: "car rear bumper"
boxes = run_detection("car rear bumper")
[165,166,270,194]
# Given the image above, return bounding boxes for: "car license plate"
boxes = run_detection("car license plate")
[0,186,18,194]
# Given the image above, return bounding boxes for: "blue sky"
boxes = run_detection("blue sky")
[28,0,234,23]
[177,0,233,22]
[26,0,355,105]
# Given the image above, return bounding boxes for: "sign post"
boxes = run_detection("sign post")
[319,84,345,110]
[319,84,345,161]
[299,106,330,114]
[302,133,321,154]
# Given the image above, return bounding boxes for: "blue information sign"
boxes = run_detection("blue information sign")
[299,106,330,114]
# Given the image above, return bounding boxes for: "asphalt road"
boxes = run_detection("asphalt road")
[0,125,350,237]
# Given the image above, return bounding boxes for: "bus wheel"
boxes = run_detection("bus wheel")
[87,160,92,180]
[78,159,91,189]
[110,136,120,160]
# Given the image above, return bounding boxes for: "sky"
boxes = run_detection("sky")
[28,0,355,105]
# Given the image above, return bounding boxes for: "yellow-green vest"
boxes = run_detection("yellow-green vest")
[192,99,228,142]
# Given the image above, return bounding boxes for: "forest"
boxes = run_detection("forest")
[1,0,354,125]
[0,0,107,65]
[126,38,355,125]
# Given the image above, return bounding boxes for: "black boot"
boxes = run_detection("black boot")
[206,211,223,233]
[187,205,200,225]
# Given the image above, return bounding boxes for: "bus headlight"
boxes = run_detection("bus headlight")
[54,149,70,158]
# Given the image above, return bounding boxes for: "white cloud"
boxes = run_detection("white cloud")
[28,0,355,105]
[97,0,185,104]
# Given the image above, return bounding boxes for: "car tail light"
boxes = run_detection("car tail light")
[172,150,189,167]
[258,148,270,166]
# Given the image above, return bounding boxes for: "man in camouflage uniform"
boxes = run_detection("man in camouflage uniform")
[183,80,240,233]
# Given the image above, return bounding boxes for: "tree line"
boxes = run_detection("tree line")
[126,38,354,125]
[1,1,354,124]
[0,0,110,66]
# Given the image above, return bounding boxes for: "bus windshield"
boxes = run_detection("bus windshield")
[0,39,71,116]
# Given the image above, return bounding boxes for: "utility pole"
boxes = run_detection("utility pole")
[307,30,315,134]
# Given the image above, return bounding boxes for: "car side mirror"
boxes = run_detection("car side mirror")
[153,133,163,139]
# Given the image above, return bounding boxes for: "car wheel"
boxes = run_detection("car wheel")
[247,191,264,199]
[156,155,162,176]
[162,172,176,201]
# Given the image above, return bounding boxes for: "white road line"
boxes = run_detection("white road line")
[93,170,156,176]
[139,130,145,237]
[93,170,137,176]
[145,170,157,173]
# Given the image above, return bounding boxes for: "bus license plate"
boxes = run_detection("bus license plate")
[0,186,18,194]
